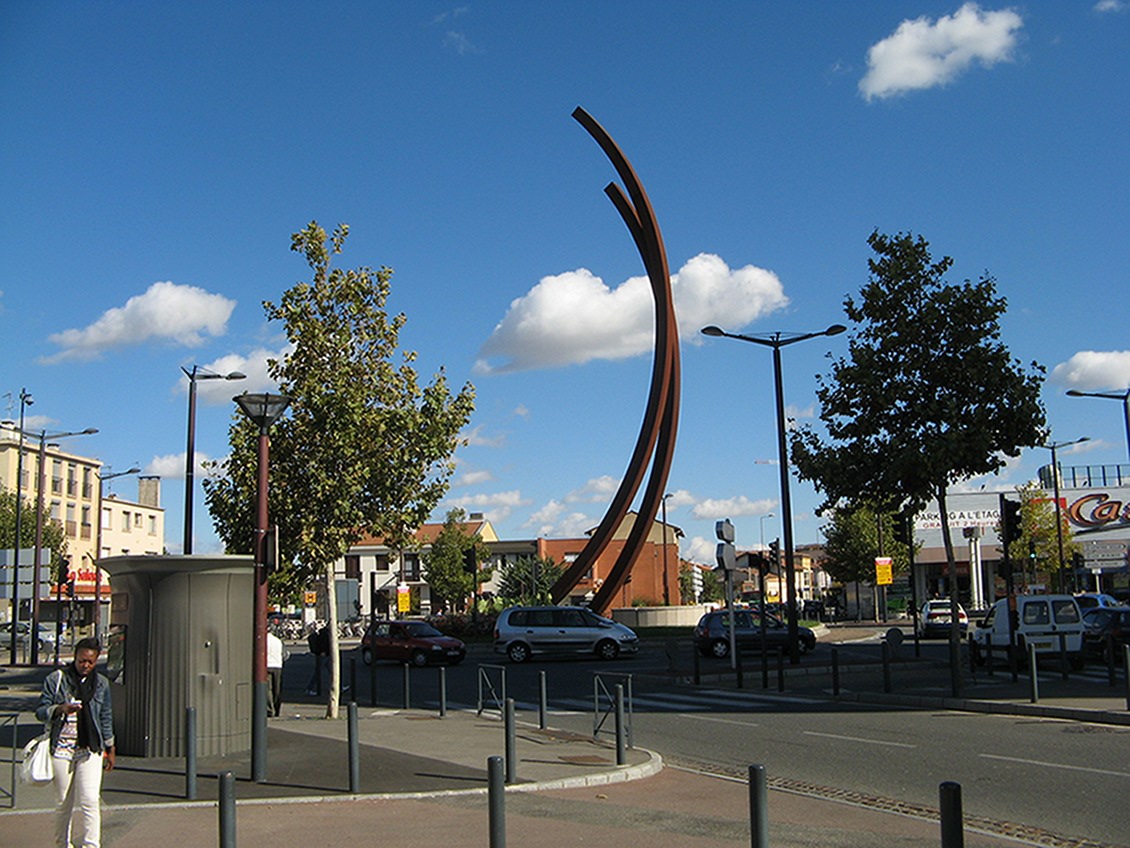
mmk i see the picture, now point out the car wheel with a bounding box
[410,649,429,668]
[1069,653,1085,672]
[595,639,620,661]
[361,647,373,666]
[797,639,811,656]
[507,642,531,663]
[710,639,730,659]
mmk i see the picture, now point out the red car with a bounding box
[360,620,466,667]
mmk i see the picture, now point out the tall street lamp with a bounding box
[759,513,775,550]
[701,324,846,662]
[1066,389,1130,463]
[91,466,139,644]
[661,492,673,605]
[233,391,291,783]
[182,366,245,554]
[8,388,33,664]
[1038,436,1089,593]
[29,427,99,664]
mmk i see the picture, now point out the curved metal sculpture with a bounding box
[549,107,681,614]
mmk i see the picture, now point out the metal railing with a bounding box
[593,672,632,748]
[477,664,507,716]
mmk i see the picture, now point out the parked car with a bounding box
[360,620,466,667]
[970,594,1085,669]
[693,609,817,658]
[1,621,57,652]
[916,600,969,638]
[1074,593,1121,610]
[1081,606,1130,661]
[494,605,639,663]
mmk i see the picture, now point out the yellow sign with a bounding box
[397,583,411,613]
[875,557,893,586]
[304,591,317,606]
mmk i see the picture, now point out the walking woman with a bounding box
[36,637,116,848]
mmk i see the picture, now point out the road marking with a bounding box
[801,730,916,749]
[680,714,760,728]
[979,753,1130,778]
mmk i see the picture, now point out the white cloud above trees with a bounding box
[1050,350,1130,390]
[475,253,788,374]
[43,282,236,363]
[859,3,1023,101]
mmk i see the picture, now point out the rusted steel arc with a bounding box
[550,110,675,602]
[589,344,680,614]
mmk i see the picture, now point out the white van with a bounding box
[970,594,1085,669]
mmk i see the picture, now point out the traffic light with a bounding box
[463,548,477,574]
[892,516,913,547]
[715,519,735,572]
[1001,499,1022,545]
[768,539,780,570]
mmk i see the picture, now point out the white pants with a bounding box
[52,750,104,848]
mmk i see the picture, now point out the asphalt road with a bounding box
[299,627,1130,846]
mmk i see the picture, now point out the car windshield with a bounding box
[404,622,443,638]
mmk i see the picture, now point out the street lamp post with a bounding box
[91,466,139,644]
[759,513,775,550]
[1066,389,1130,463]
[8,388,33,664]
[233,391,291,783]
[182,366,245,555]
[701,324,846,662]
[1039,436,1089,593]
[28,427,99,664]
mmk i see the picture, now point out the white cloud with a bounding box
[1049,350,1130,390]
[684,535,716,566]
[454,468,494,487]
[565,475,621,504]
[859,3,1023,101]
[447,489,529,524]
[145,451,206,481]
[462,424,506,448]
[1094,0,1125,12]
[43,282,236,363]
[474,253,788,374]
[691,495,777,521]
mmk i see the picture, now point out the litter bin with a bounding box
[101,555,254,757]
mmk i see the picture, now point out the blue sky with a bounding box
[2,2,1128,565]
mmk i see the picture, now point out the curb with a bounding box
[836,690,1130,726]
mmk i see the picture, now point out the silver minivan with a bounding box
[494,605,639,663]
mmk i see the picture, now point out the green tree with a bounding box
[424,508,493,612]
[204,221,475,717]
[0,489,68,577]
[999,481,1082,590]
[496,555,563,605]
[679,562,724,604]
[820,504,911,585]
[791,231,1046,627]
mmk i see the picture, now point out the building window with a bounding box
[345,555,361,580]
[101,506,112,532]
[121,511,130,532]
[82,468,93,499]
[148,516,157,535]
[402,553,421,582]
[374,554,390,572]
[52,460,62,494]
[67,464,77,496]
[134,512,142,528]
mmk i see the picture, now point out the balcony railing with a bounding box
[1057,464,1130,489]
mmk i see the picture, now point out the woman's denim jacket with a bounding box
[35,668,115,754]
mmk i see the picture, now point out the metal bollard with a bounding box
[369,651,378,708]
[185,706,197,801]
[776,647,785,693]
[402,663,411,710]
[831,647,840,696]
[735,642,744,690]
[749,764,769,848]
[882,640,892,693]
[218,771,236,848]
[693,644,700,685]
[488,755,506,848]
[350,656,357,696]
[1106,635,1117,686]
[439,666,447,718]
[1124,645,1130,711]
[538,671,547,730]
[939,781,964,848]
[985,639,994,677]
[1028,642,1040,703]
[504,698,517,784]
[1058,633,1069,680]
[614,684,626,766]
[348,701,360,793]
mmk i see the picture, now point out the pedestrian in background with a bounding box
[37,636,116,848]
[267,631,288,716]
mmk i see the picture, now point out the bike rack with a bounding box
[477,664,507,716]
[592,672,633,748]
